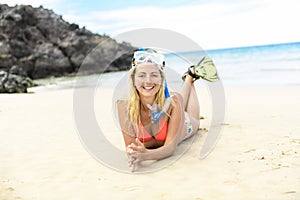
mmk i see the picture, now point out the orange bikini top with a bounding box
[137,118,168,143]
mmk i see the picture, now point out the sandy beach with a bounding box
[0,85,299,200]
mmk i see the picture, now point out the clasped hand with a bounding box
[127,138,146,172]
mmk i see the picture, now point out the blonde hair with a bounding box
[128,66,166,130]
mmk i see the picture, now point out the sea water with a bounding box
[206,42,300,86]
[164,41,300,87]
[95,41,300,88]
[31,41,300,91]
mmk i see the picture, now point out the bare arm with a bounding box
[116,100,136,148]
[129,94,184,161]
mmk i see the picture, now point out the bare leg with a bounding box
[180,73,200,132]
[180,75,193,110]
[185,84,200,118]
[180,75,200,118]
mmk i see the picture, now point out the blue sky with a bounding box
[2,0,300,49]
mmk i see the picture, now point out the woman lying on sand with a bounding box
[117,48,218,171]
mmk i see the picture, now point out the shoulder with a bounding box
[116,99,129,118]
[116,99,128,108]
[166,92,183,115]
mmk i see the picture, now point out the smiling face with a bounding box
[134,63,163,98]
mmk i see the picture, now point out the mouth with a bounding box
[143,86,155,91]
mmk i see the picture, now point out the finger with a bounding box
[130,142,138,147]
[128,157,135,164]
[135,138,143,146]
[132,158,140,165]
[131,164,136,172]
[128,158,136,168]
[131,161,138,172]
[130,146,141,152]
[130,157,140,172]
[128,143,138,149]
[127,145,139,154]
[126,148,133,154]
[128,144,141,152]
[135,138,145,149]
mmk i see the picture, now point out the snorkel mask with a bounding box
[132,48,166,69]
[132,48,171,124]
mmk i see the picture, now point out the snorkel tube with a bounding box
[148,80,171,124]
[133,48,171,124]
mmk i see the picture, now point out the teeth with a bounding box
[144,86,154,90]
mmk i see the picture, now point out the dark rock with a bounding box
[19,55,35,77]
[0,71,8,92]
[9,39,32,58]
[32,42,72,78]
[0,70,31,93]
[0,4,135,84]
[108,51,133,72]
[0,54,17,70]
[9,65,28,77]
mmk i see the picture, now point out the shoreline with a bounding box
[27,70,300,94]
[1,85,299,199]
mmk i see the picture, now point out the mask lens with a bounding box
[133,50,165,67]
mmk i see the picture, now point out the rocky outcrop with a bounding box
[0,65,34,93]
[0,4,134,84]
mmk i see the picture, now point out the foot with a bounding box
[182,57,220,82]
[182,66,200,82]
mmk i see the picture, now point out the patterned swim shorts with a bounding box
[183,112,193,140]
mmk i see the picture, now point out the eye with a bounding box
[151,73,160,77]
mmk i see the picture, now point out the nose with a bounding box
[145,75,152,83]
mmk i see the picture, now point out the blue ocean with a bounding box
[207,42,300,86]
[163,41,300,87]
[32,41,300,90]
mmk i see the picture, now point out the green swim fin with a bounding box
[194,56,219,82]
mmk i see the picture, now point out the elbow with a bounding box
[166,143,177,157]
